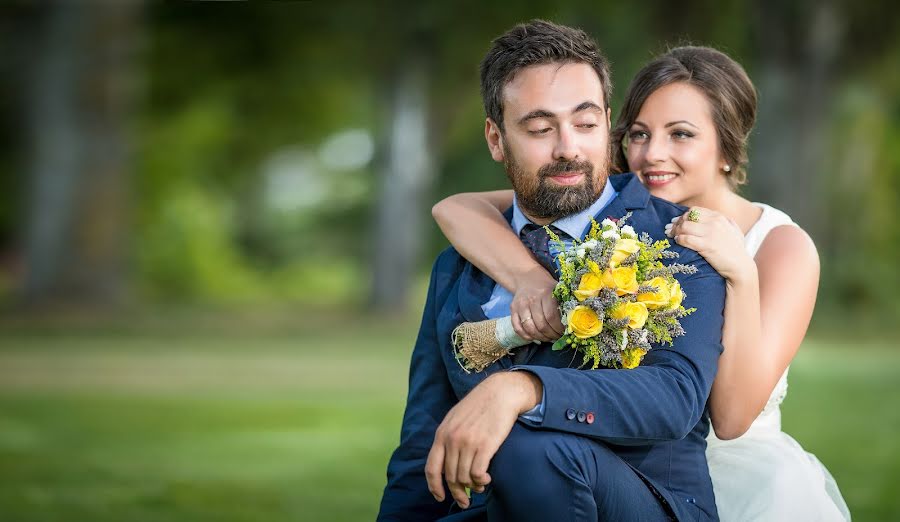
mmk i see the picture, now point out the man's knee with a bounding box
[488,424,587,496]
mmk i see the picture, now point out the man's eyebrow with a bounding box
[573,101,603,113]
[517,109,555,125]
[517,101,604,125]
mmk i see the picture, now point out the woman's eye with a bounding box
[628,130,648,141]
[672,130,694,139]
[577,123,597,129]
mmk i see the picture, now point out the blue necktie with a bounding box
[513,224,568,364]
[519,224,567,279]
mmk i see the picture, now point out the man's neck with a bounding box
[520,211,555,227]
[512,178,618,240]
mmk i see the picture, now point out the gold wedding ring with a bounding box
[522,316,533,323]
[687,209,700,223]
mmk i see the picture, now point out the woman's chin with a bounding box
[645,183,676,201]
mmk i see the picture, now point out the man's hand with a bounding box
[425,371,543,509]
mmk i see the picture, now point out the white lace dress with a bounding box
[705,203,851,521]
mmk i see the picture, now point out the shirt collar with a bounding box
[512,177,617,239]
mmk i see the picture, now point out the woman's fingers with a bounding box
[513,306,554,343]
[513,304,542,341]
[519,310,543,340]
[541,295,564,338]
[510,312,532,342]
[673,232,704,252]
[667,215,709,241]
[525,299,556,341]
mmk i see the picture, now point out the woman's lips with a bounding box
[548,172,586,186]
[643,171,678,187]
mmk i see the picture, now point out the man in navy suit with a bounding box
[378,20,725,521]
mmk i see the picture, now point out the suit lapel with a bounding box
[456,206,515,324]
[585,173,651,235]
[457,262,492,323]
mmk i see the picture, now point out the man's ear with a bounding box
[485,118,505,162]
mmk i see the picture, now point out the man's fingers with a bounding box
[471,450,493,488]
[455,446,476,489]
[425,443,446,502]
[443,445,460,486]
[447,444,471,508]
[447,481,470,509]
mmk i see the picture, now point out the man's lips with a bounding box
[547,171,586,186]
[642,171,678,187]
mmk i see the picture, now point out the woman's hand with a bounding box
[509,266,564,342]
[666,207,755,283]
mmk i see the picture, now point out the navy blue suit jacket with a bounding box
[378,174,726,521]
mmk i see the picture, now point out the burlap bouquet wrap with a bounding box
[451,316,531,373]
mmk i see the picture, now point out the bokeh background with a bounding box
[0,1,898,521]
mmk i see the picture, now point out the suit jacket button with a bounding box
[565,408,576,420]
[586,412,595,424]
[576,411,586,423]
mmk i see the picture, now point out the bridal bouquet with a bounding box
[452,214,697,372]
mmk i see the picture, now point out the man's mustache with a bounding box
[539,160,594,178]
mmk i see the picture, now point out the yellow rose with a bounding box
[602,265,639,295]
[637,276,671,309]
[621,347,647,369]
[574,272,604,301]
[610,301,649,329]
[609,238,641,267]
[568,305,603,339]
[668,280,684,309]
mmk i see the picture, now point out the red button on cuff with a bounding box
[586,412,595,424]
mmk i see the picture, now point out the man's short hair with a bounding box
[479,20,612,131]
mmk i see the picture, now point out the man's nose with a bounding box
[552,126,580,161]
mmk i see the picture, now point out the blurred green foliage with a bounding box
[0,1,897,319]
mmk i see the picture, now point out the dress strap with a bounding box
[744,203,797,257]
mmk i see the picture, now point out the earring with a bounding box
[723,165,732,173]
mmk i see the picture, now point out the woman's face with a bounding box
[624,82,728,206]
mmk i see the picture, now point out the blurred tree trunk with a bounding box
[371,55,435,312]
[23,1,142,305]
[750,0,842,241]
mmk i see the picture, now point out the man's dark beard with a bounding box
[504,153,600,220]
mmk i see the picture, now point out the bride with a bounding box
[432,46,850,521]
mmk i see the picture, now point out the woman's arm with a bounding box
[432,191,563,341]
[432,191,524,291]
[669,210,819,439]
[710,225,819,438]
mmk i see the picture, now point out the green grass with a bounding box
[0,317,897,521]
